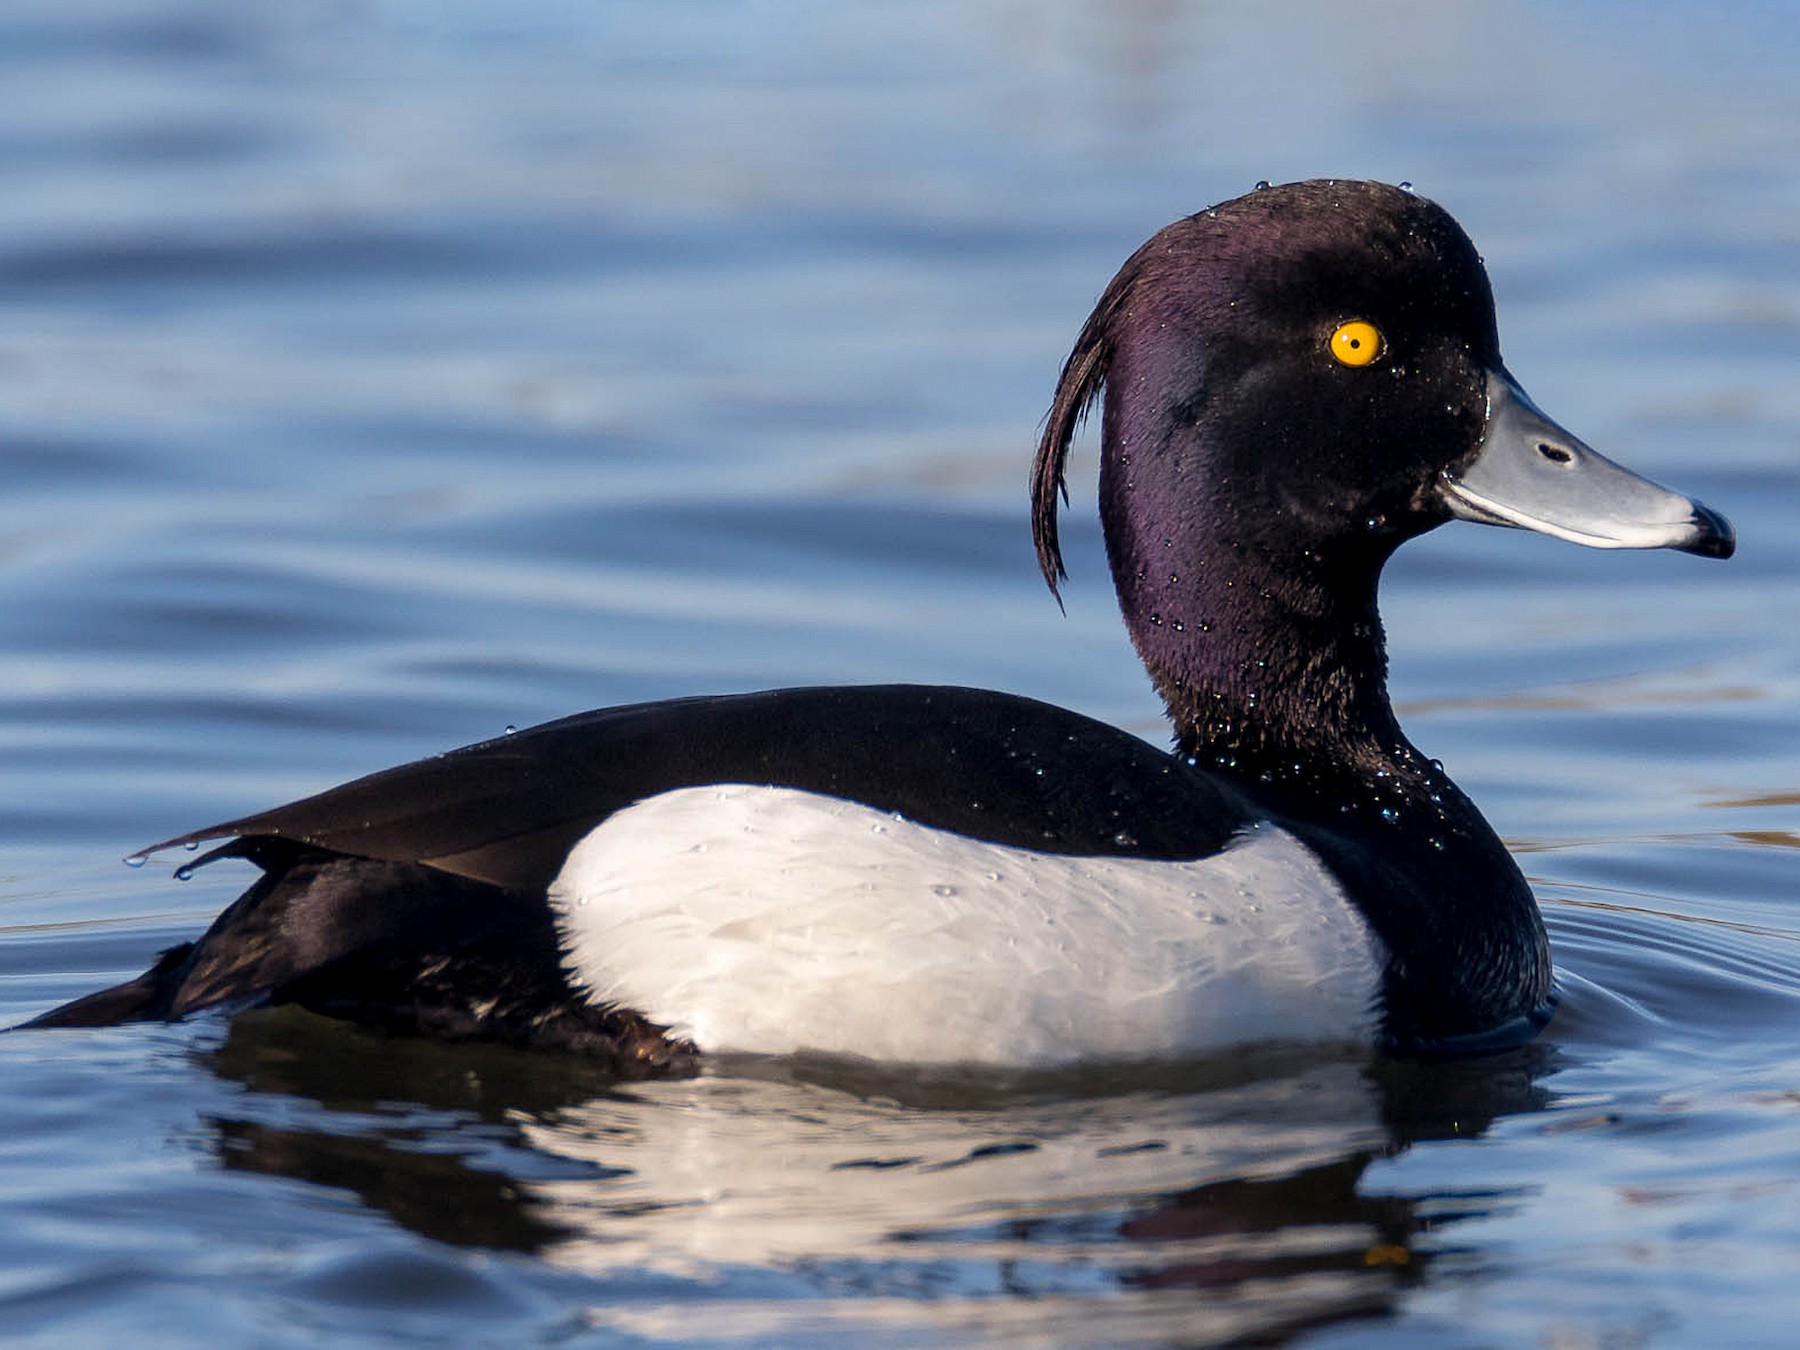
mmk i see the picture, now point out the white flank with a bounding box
[548,785,1381,1065]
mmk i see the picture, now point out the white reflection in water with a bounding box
[522,1062,1378,1278]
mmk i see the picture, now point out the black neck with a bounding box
[1099,426,1408,791]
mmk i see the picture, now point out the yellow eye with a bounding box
[1330,320,1383,367]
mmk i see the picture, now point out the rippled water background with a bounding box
[1,2,1797,1345]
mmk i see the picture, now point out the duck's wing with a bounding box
[146,685,1251,891]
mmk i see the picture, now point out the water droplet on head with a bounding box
[1430,837,1446,852]
[1380,807,1399,823]
[1253,179,1272,190]
[931,884,958,898]
[1112,830,1138,848]
[1365,514,1386,532]
[1399,181,1414,192]
[503,725,517,736]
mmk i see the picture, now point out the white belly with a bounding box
[548,785,1381,1066]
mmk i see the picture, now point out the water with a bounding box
[2,1,1798,1344]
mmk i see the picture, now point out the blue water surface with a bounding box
[2,2,1798,1345]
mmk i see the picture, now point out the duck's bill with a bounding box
[1440,370,1734,559]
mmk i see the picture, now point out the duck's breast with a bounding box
[549,785,1382,1065]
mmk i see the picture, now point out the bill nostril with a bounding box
[1536,442,1574,465]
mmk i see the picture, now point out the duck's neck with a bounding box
[1098,426,1409,795]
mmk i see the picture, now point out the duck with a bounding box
[25,180,1733,1071]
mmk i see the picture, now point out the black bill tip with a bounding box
[1678,502,1736,559]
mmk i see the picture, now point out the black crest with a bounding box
[1031,245,1142,596]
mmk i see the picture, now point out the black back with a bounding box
[152,685,1256,890]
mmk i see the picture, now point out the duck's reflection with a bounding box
[197,1009,1550,1340]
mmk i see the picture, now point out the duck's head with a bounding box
[1033,179,1734,604]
